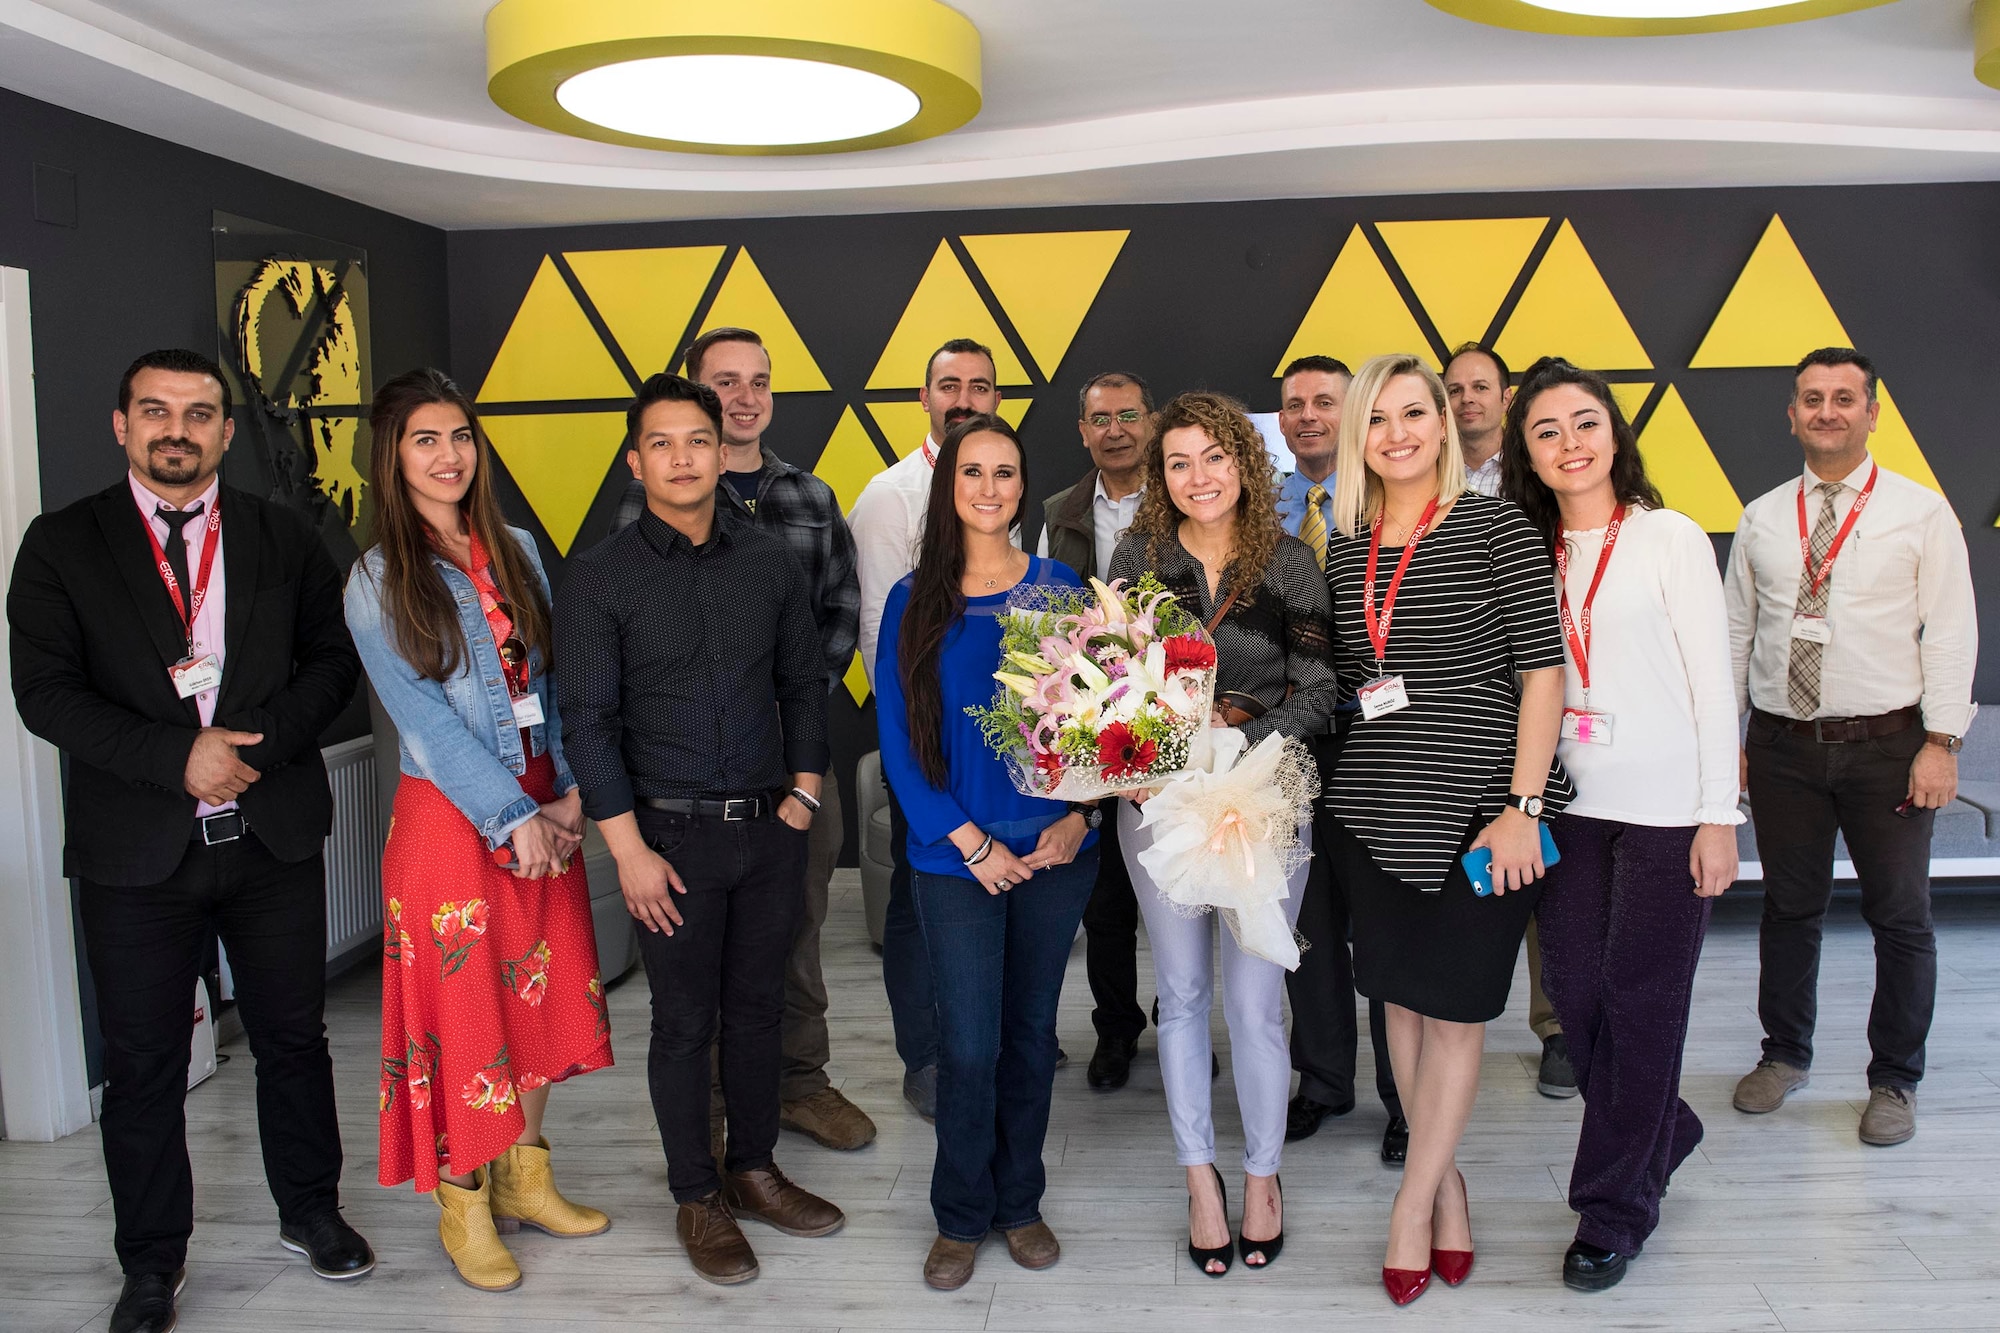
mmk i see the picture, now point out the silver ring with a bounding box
[996,878,1011,889]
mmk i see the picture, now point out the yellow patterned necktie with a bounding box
[1300,484,1329,572]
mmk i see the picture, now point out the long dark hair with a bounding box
[361,368,552,682]
[1500,357,1664,552]
[898,413,1028,790]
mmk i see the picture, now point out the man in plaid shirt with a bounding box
[613,326,870,1153]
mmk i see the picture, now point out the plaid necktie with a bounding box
[1299,484,1328,572]
[1785,480,1842,716]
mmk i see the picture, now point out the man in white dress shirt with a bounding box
[1445,342,1513,500]
[1724,347,1978,1147]
[1035,371,1150,1091]
[850,337,1003,1121]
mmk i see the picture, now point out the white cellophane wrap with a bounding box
[1133,728,1321,970]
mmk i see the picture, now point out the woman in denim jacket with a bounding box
[346,369,613,1293]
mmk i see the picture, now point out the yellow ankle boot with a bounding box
[434,1168,523,1291]
[490,1137,610,1237]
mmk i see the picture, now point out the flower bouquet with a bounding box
[968,575,1218,802]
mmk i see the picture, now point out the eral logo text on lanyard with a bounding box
[1355,495,1439,720]
[141,498,224,699]
[1554,505,1625,746]
[1796,464,1877,600]
[921,439,938,468]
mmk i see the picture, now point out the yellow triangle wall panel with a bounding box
[1690,216,1852,368]
[1635,386,1742,533]
[563,246,724,382]
[1377,218,1547,351]
[998,398,1032,430]
[1494,221,1652,373]
[477,257,633,403]
[702,249,832,392]
[1609,381,1656,425]
[482,412,627,554]
[960,230,1129,379]
[867,242,1031,389]
[814,406,890,516]
[1872,382,1948,502]
[1274,226,1437,374]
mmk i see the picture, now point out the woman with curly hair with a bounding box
[1107,391,1336,1277]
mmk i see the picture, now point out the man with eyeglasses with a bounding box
[1035,371,1152,1091]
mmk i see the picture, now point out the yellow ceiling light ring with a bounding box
[1423,0,1891,36]
[486,0,981,155]
[1978,0,2000,90]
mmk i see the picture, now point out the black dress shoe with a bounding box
[110,1268,183,1333]
[1563,1239,1633,1290]
[1380,1115,1409,1166]
[1087,1036,1139,1090]
[1538,1034,1580,1098]
[1284,1094,1356,1142]
[278,1210,376,1279]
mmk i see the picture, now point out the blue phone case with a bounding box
[1463,823,1561,896]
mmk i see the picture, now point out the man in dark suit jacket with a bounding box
[8,349,371,1333]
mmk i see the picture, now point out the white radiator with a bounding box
[322,736,383,965]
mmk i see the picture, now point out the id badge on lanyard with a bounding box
[1357,497,1438,722]
[143,498,224,701]
[511,692,546,728]
[1554,505,1626,748]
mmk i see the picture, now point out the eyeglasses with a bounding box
[1085,410,1145,428]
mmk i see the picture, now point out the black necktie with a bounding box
[156,502,201,611]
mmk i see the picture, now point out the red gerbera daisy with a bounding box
[1097,722,1158,780]
[1034,749,1066,793]
[1162,634,1217,675]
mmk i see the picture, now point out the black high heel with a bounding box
[1187,1164,1233,1278]
[1238,1173,1284,1269]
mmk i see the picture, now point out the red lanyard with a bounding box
[139,497,222,651]
[1363,495,1440,665]
[921,438,938,468]
[1554,504,1626,697]
[464,532,529,699]
[1796,464,1877,599]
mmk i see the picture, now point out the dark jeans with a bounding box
[1746,713,1936,1089]
[79,835,341,1275]
[1082,811,1148,1045]
[884,784,940,1074]
[911,851,1095,1242]
[1290,808,1401,1118]
[634,807,806,1202]
[1537,814,1709,1254]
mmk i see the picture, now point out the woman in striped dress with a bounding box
[1320,354,1571,1307]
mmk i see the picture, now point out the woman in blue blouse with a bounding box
[877,413,1099,1293]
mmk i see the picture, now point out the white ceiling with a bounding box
[0,0,1995,228]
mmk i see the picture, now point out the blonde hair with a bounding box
[1331,354,1468,538]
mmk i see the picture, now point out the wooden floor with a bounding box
[4,877,1999,1333]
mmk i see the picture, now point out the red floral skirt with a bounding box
[377,750,613,1190]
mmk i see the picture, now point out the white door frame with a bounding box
[0,266,91,1141]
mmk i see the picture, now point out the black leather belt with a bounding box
[194,811,249,845]
[639,794,772,821]
[1754,705,1919,744]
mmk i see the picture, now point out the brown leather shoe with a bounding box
[781,1087,879,1151]
[999,1219,1060,1270]
[1733,1060,1810,1114]
[1859,1086,1917,1146]
[676,1192,759,1285]
[723,1162,844,1237]
[924,1234,979,1290]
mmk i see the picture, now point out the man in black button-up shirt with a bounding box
[556,373,841,1284]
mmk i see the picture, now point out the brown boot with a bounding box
[722,1162,844,1237]
[999,1219,1060,1270]
[1733,1060,1810,1114]
[924,1234,979,1290]
[676,1191,758,1285]
[1859,1086,1917,1146]
[780,1087,879,1151]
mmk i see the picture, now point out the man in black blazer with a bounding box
[8,349,372,1333]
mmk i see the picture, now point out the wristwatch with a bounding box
[1506,793,1545,819]
[1067,801,1105,831]
[1925,732,1964,755]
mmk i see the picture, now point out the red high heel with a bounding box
[1431,1169,1474,1286]
[1382,1264,1432,1306]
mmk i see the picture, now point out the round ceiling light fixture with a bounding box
[1424,0,1892,35]
[486,0,982,155]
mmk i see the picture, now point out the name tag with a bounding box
[1561,707,1615,746]
[1791,614,1832,645]
[170,653,222,699]
[1357,673,1411,720]
[511,692,547,728]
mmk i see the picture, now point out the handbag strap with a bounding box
[1203,584,1241,636]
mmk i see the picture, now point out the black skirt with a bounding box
[1329,815,1542,1024]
